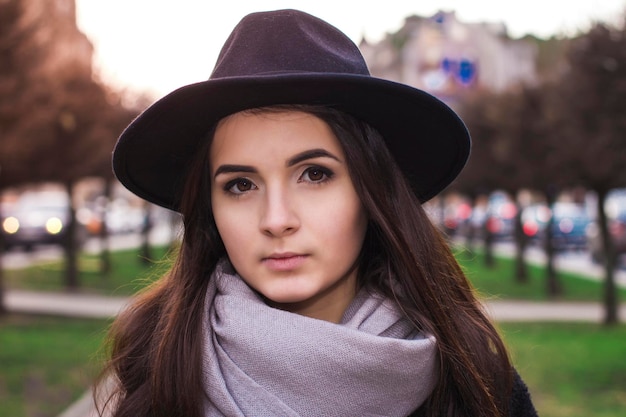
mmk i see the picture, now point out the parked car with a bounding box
[522,202,591,251]
[78,197,152,236]
[1,190,86,250]
[484,198,517,240]
[441,200,472,237]
[464,192,517,241]
[586,189,626,263]
[105,199,146,234]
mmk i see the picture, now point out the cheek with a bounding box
[215,219,255,275]
[212,203,252,255]
[311,194,367,250]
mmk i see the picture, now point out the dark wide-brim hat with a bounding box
[113,9,470,211]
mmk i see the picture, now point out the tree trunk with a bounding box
[0,257,6,316]
[544,190,561,298]
[514,201,529,282]
[139,200,152,264]
[483,216,495,268]
[99,178,112,276]
[0,202,7,315]
[63,181,79,291]
[596,189,619,325]
[168,210,181,252]
[465,196,478,254]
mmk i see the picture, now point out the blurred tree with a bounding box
[455,90,523,268]
[522,35,570,83]
[453,90,499,260]
[0,0,41,187]
[0,0,36,313]
[482,89,538,282]
[502,84,569,295]
[550,19,626,324]
[456,84,575,296]
[0,0,138,290]
[481,88,534,283]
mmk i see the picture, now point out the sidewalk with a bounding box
[4,290,130,318]
[5,288,624,322]
[484,299,625,322]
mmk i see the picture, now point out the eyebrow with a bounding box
[287,148,341,166]
[213,164,257,179]
[213,148,341,179]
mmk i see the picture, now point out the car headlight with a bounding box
[45,217,64,235]
[2,217,20,234]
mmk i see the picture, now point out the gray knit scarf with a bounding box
[201,261,438,417]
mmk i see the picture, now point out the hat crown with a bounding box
[113,9,470,210]
[211,9,370,79]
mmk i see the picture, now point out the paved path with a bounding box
[5,290,130,318]
[5,288,625,322]
[484,299,625,322]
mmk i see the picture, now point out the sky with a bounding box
[75,0,626,99]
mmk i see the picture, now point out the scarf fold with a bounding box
[201,261,438,417]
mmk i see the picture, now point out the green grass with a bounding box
[501,322,626,417]
[0,315,110,417]
[455,248,626,302]
[4,246,174,296]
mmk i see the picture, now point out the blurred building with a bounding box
[360,11,538,103]
[18,0,93,78]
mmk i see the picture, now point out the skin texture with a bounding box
[210,110,368,323]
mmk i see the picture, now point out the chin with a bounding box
[264,293,309,305]
[261,290,312,309]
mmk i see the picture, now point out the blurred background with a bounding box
[1,1,625,416]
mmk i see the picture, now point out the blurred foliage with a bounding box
[454,17,626,198]
[0,0,138,190]
[0,0,141,292]
[453,15,626,320]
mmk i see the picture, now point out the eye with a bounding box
[300,166,333,183]
[225,178,257,194]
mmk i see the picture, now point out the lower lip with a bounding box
[262,255,308,271]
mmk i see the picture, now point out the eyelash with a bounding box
[223,178,256,195]
[222,166,334,196]
[299,166,334,184]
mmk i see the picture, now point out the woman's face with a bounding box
[210,110,368,323]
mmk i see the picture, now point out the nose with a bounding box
[259,186,300,237]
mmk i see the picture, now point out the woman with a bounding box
[99,9,538,417]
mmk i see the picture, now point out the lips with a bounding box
[262,253,308,271]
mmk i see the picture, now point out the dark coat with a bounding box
[409,370,538,417]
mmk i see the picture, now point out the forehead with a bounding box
[210,110,344,163]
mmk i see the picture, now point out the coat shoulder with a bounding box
[509,369,539,417]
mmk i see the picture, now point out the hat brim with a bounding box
[113,73,470,210]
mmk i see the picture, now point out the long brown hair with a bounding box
[96,105,512,417]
